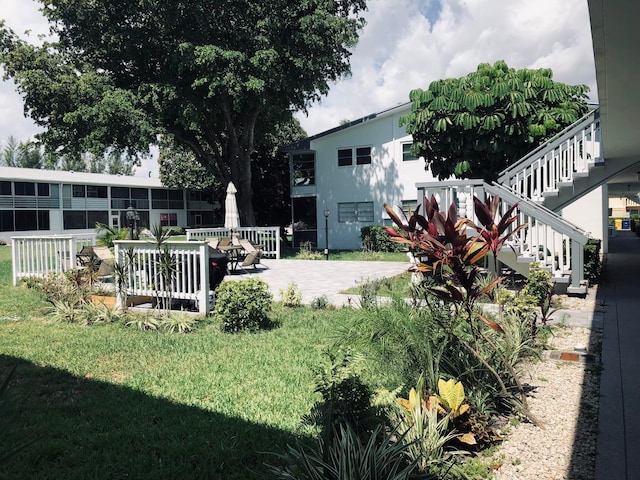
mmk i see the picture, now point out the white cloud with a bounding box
[296,0,596,136]
[0,0,596,151]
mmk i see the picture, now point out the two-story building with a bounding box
[0,167,218,243]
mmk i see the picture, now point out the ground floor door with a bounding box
[292,197,317,248]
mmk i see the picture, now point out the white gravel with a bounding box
[492,326,601,480]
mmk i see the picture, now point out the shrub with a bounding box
[279,282,302,307]
[265,423,416,480]
[311,295,330,309]
[213,278,272,332]
[360,225,403,252]
[295,241,323,260]
[584,238,601,282]
[0,239,7,246]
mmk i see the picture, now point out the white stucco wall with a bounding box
[560,185,606,242]
[310,107,435,250]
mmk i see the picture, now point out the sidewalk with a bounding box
[595,231,640,480]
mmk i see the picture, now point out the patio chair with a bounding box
[206,237,220,249]
[238,239,263,269]
[218,237,231,248]
[76,245,115,277]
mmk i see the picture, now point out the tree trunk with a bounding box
[233,147,256,226]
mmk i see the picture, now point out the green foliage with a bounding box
[213,278,273,332]
[304,350,381,438]
[361,226,403,253]
[280,282,302,308]
[358,277,381,310]
[393,379,462,477]
[95,223,129,248]
[296,242,323,260]
[311,295,330,310]
[124,313,160,331]
[265,423,416,480]
[584,238,602,282]
[400,60,590,181]
[158,313,199,334]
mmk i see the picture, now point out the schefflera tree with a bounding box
[383,194,539,425]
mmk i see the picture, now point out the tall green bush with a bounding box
[361,226,403,252]
[584,238,601,283]
[213,278,272,332]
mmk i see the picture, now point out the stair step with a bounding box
[557,181,573,188]
[573,171,589,178]
[543,190,559,197]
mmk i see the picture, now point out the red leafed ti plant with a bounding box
[383,194,540,426]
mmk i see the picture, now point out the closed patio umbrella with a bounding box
[224,181,240,232]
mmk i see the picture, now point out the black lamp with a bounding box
[323,208,330,260]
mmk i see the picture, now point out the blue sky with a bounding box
[0,0,596,175]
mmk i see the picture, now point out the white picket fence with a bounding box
[114,240,213,315]
[186,226,280,259]
[11,234,96,286]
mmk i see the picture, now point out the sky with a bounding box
[0,0,597,177]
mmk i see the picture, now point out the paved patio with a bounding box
[222,258,409,306]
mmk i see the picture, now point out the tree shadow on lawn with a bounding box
[0,355,302,480]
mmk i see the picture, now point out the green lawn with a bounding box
[0,245,352,479]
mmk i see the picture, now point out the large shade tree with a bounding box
[159,114,306,228]
[400,61,590,182]
[0,0,366,225]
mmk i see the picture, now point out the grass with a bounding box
[0,245,354,479]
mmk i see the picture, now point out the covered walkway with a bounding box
[595,231,640,480]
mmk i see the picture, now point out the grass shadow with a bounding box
[0,355,303,480]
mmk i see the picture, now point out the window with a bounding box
[37,183,50,197]
[87,211,108,228]
[338,202,374,223]
[87,185,107,198]
[356,147,372,165]
[63,211,87,230]
[0,211,14,232]
[37,211,50,230]
[15,210,38,231]
[111,187,129,198]
[168,190,184,209]
[152,189,183,209]
[337,149,353,167]
[402,143,418,161]
[0,181,10,196]
[14,182,35,196]
[72,185,86,197]
[160,213,178,227]
[292,153,315,186]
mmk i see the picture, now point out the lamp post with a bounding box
[126,204,139,240]
[323,208,330,260]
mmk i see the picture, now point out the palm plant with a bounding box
[95,222,129,248]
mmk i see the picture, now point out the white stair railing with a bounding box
[415,181,589,292]
[498,109,601,203]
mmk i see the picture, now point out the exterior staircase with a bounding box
[415,107,616,295]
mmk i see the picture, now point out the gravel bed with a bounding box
[491,326,601,480]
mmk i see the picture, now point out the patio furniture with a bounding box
[76,245,115,277]
[238,238,263,270]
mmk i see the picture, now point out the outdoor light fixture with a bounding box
[126,204,139,240]
[324,208,330,260]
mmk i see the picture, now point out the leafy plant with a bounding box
[124,313,160,331]
[394,378,463,476]
[265,423,416,480]
[159,313,198,334]
[584,238,601,282]
[213,278,273,332]
[296,242,323,260]
[303,350,381,442]
[384,194,539,425]
[360,225,403,253]
[279,282,302,307]
[311,295,330,309]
